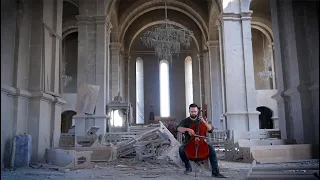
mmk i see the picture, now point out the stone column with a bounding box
[240,11,260,130]
[119,52,126,99]
[127,55,131,102]
[191,51,201,106]
[74,15,92,137]
[207,40,224,129]
[202,48,212,123]
[220,11,259,131]
[27,0,65,161]
[74,15,111,136]
[269,0,288,138]
[92,16,110,135]
[270,0,318,143]
[197,53,203,107]
[110,42,122,99]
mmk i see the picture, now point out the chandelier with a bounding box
[140,0,193,63]
[61,61,72,87]
[257,32,274,80]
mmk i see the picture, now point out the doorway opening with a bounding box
[256,106,273,129]
[61,110,77,133]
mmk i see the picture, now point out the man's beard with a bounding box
[190,115,197,119]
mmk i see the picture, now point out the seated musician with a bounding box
[177,103,226,178]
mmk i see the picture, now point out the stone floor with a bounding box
[1,157,251,180]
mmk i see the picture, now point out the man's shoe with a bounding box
[212,168,226,178]
[184,162,192,174]
[184,167,192,174]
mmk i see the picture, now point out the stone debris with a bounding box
[247,159,320,179]
[1,157,250,180]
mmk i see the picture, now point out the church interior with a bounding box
[1,0,319,179]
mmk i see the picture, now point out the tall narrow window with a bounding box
[136,58,144,124]
[185,56,193,117]
[159,60,170,117]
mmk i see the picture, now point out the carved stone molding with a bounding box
[206,40,219,48]
[241,10,253,21]
[94,15,110,24]
[219,12,241,21]
[76,15,95,23]
[110,42,122,50]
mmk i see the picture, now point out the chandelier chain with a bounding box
[140,0,193,63]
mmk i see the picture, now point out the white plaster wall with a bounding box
[0,0,65,167]
[61,93,77,111]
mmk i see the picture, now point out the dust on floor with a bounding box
[1,157,251,180]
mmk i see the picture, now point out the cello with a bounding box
[184,108,210,162]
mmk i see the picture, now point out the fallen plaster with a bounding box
[1,156,251,180]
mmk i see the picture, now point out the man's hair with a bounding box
[189,103,199,109]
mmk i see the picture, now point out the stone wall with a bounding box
[1,0,65,168]
[270,0,319,144]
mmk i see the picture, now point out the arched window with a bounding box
[136,58,144,124]
[252,28,276,90]
[185,56,193,117]
[159,60,170,117]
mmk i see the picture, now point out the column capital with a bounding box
[219,11,252,21]
[268,43,275,51]
[202,45,209,53]
[206,40,219,48]
[120,51,128,57]
[94,15,110,24]
[76,15,95,23]
[240,10,253,20]
[215,20,221,28]
[219,12,241,21]
[107,21,112,33]
[110,42,122,50]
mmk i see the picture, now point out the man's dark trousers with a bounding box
[178,144,218,169]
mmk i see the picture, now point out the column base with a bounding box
[224,111,260,131]
[247,111,260,130]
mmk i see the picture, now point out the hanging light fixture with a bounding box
[257,32,274,80]
[61,61,72,87]
[140,0,193,63]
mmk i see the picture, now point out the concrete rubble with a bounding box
[1,157,251,180]
[2,123,319,180]
[1,122,250,180]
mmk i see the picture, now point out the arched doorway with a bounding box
[61,110,77,133]
[256,106,273,129]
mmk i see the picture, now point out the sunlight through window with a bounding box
[185,56,193,117]
[159,60,170,117]
[136,58,144,124]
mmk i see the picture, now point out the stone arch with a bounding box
[62,0,79,39]
[61,110,77,133]
[117,1,209,44]
[208,0,222,40]
[62,21,78,39]
[63,0,78,7]
[251,16,273,39]
[62,32,78,93]
[251,24,273,44]
[128,20,200,52]
[256,106,274,129]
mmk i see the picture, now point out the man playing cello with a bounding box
[177,103,226,178]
